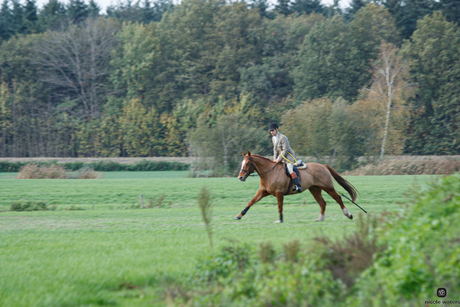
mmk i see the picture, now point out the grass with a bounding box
[0,171,190,180]
[0,172,437,306]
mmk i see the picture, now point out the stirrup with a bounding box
[293,185,302,192]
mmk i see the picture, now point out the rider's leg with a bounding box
[287,163,302,192]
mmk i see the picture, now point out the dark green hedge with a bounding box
[0,160,189,172]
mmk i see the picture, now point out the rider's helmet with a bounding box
[268,122,279,131]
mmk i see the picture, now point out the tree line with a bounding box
[0,0,459,174]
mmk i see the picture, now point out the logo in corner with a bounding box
[437,288,447,298]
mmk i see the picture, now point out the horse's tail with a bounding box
[324,164,358,202]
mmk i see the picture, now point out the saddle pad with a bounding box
[297,164,307,170]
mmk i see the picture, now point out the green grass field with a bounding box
[0,172,437,306]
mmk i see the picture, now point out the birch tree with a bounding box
[369,42,412,165]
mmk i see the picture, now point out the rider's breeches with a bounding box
[286,162,294,174]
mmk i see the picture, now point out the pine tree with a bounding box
[23,0,38,34]
[67,0,88,24]
[275,0,293,16]
[393,0,439,39]
[248,0,275,19]
[11,0,25,35]
[0,0,14,40]
[440,0,460,25]
[37,0,67,31]
[344,0,369,21]
[291,0,324,16]
[88,0,100,18]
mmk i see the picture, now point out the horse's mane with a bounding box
[251,154,274,163]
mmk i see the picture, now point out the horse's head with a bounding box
[238,151,255,182]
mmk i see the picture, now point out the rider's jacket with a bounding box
[272,133,296,164]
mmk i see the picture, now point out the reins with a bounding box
[241,156,278,178]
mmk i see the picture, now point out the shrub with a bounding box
[187,239,345,306]
[146,195,166,208]
[16,164,68,179]
[16,164,102,179]
[0,159,189,172]
[172,174,460,306]
[68,167,102,179]
[348,173,460,306]
[344,159,460,175]
[10,201,49,211]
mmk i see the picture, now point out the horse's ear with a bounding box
[248,151,251,156]
[242,151,246,156]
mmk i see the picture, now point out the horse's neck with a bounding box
[253,156,277,175]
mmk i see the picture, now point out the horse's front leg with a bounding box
[235,189,268,220]
[274,191,284,223]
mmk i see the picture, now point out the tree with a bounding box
[34,18,120,118]
[281,98,333,160]
[403,12,460,154]
[23,0,38,34]
[0,82,13,156]
[282,97,369,169]
[153,0,263,111]
[440,0,460,25]
[349,4,400,93]
[88,0,100,18]
[389,0,439,39]
[188,112,265,176]
[291,0,324,16]
[343,0,369,21]
[294,5,400,102]
[37,0,67,31]
[0,0,14,40]
[367,42,412,164]
[110,22,160,107]
[106,0,173,24]
[239,13,323,108]
[11,0,25,35]
[294,15,360,101]
[67,0,88,24]
[119,98,163,156]
[275,0,293,16]
[248,0,275,19]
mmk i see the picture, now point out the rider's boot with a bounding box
[290,173,302,192]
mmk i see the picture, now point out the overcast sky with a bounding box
[34,0,352,14]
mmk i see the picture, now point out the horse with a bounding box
[235,151,358,223]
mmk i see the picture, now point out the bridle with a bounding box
[240,156,254,180]
[240,156,278,180]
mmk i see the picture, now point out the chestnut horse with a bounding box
[235,151,358,223]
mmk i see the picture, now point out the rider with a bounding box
[269,122,302,192]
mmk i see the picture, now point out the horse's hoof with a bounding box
[343,208,353,220]
[315,214,325,222]
[234,216,241,220]
[274,220,283,223]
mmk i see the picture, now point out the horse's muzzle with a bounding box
[239,176,246,182]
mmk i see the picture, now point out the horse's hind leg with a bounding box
[322,187,353,220]
[309,186,326,222]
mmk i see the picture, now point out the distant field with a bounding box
[0,174,437,306]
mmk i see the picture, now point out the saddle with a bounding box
[284,163,306,195]
[283,162,307,178]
